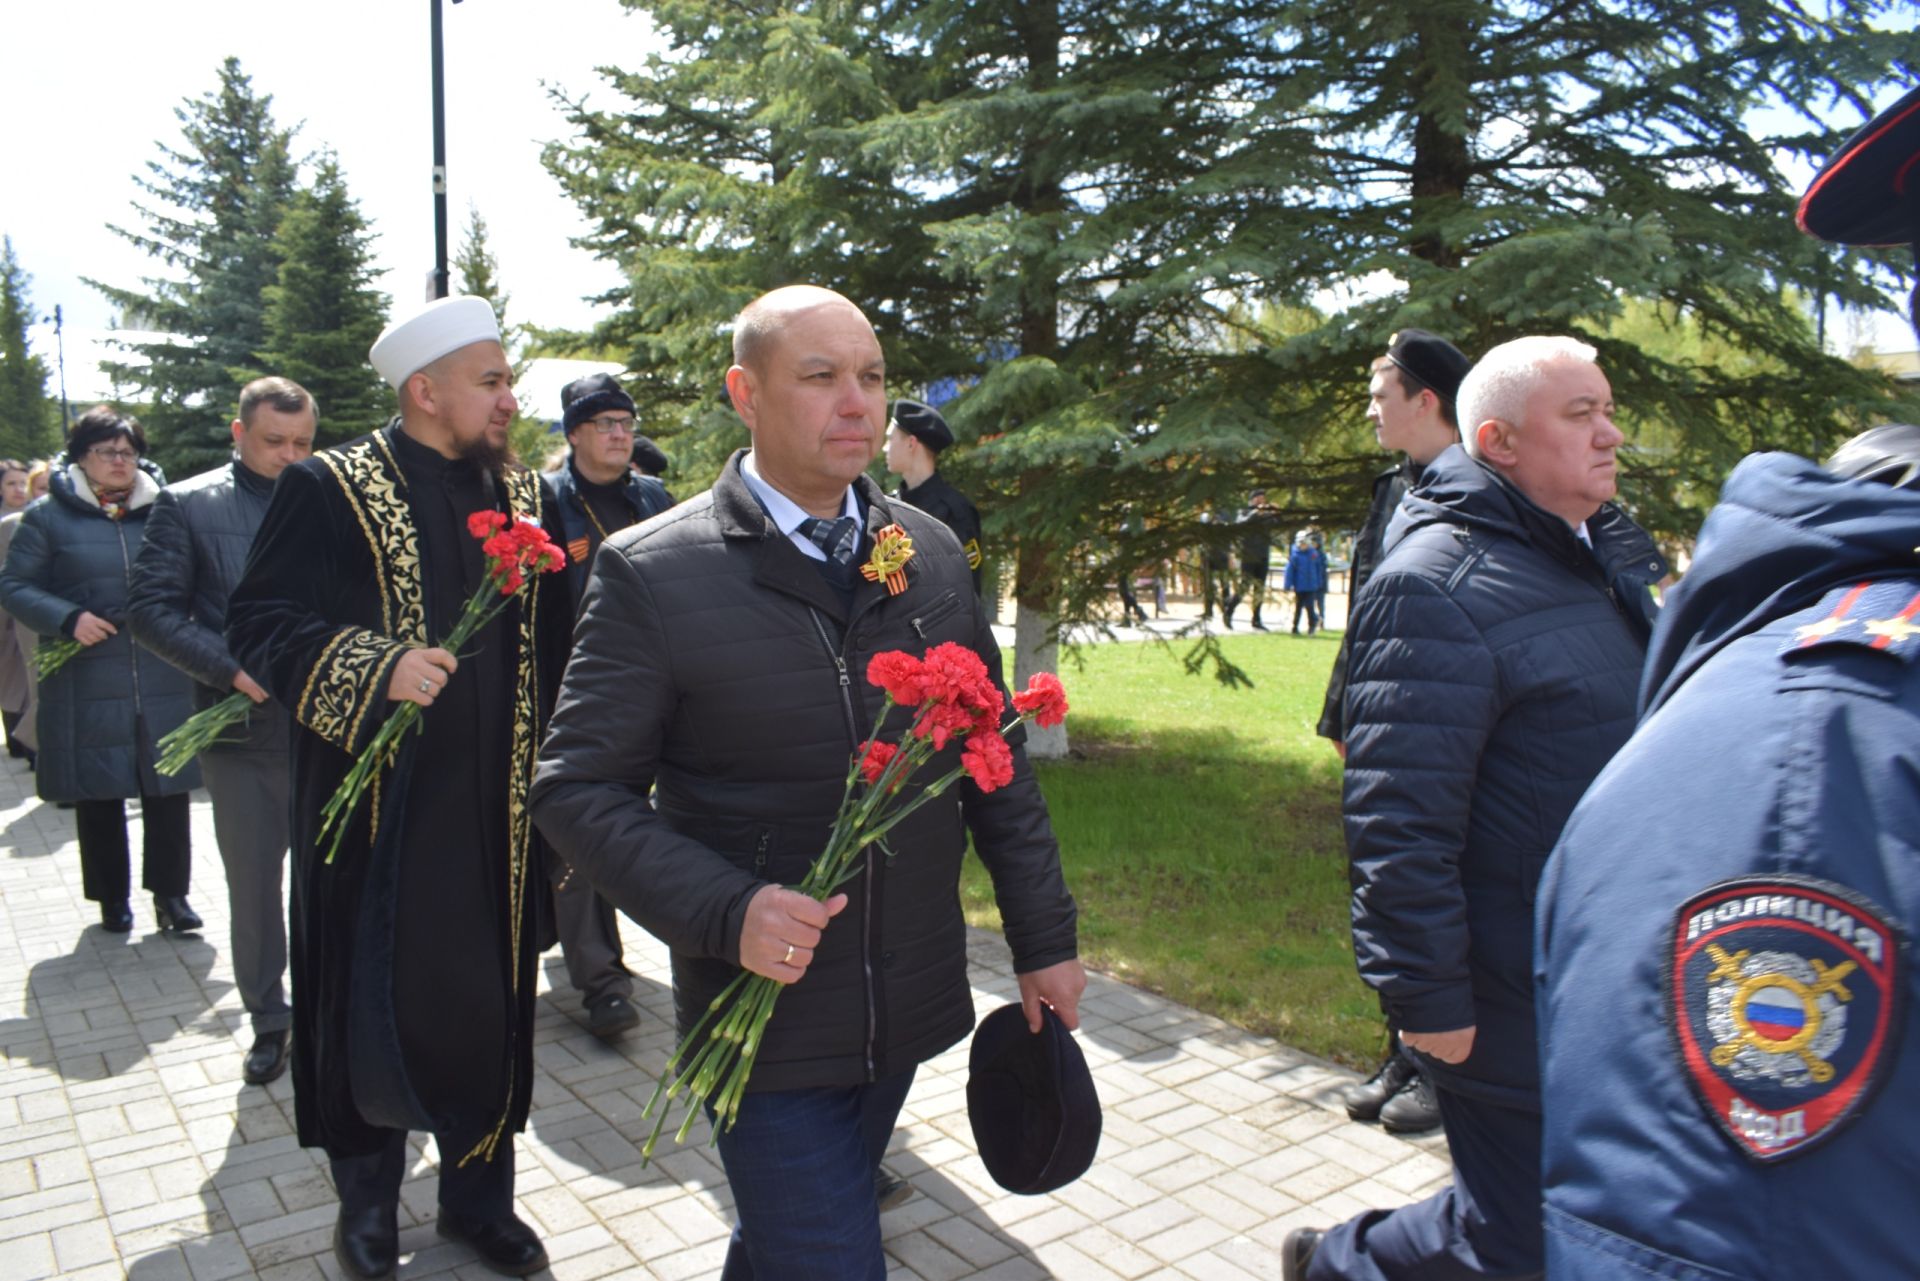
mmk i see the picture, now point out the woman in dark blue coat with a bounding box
[0,408,200,934]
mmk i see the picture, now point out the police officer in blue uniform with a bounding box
[1535,87,1920,1279]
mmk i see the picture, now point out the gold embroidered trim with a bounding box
[315,435,427,646]
[295,628,399,751]
[461,465,546,1171]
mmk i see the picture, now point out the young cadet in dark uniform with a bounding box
[543,372,673,1041]
[228,297,572,1280]
[1535,87,1920,1281]
[1319,329,1471,1139]
[884,398,985,593]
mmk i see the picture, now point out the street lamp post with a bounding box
[52,305,70,437]
[429,0,465,300]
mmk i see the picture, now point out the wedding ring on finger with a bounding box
[783,943,796,965]
[419,679,434,694]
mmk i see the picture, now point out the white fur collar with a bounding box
[66,463,160,513]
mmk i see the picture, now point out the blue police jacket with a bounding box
[1536,451,1920,1279]
[1343,445,1662,1107]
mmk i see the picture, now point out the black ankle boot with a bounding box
[100,901,134,933]
[154,895,203,934]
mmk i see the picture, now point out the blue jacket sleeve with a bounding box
[1340,569,1499,1034]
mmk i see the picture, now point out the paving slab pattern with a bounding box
[0,756,1449,1279]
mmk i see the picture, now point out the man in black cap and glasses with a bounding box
[1533,87,1920,1281]
[1318,328,1471,1141]
[884,398,986,595]
[545,371,674,1040]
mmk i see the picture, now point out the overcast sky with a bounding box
[2,2,1911,402]
[4,0,658,388]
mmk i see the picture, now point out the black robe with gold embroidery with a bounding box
[227,424,570,1161]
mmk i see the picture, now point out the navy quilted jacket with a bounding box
[1341,444,1662,1105]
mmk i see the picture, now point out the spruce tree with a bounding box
[90,57,296,475]
[0,237,58,461]
[453,205,555,468]
[548,1,1917,699]
[257,156,390,447]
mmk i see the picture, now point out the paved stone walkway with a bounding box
[0,753,1448,1280]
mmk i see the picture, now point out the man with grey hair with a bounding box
[1284,336,1664,1281]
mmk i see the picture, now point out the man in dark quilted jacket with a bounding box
[1285,335,1664,1281]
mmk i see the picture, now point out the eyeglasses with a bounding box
[585,415,636,436]
[89,447,139,463]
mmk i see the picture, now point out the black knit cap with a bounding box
[560,372,637,435]
[1385,329,1472,411]
[967,1003,1101,1195]
[630,435,670,476]
[890,398,954,452]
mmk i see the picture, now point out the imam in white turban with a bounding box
[369,295,502,389]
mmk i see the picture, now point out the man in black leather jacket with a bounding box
[129,376,316,1086]
[1286,337,1664,1281]
[530,285,1081,1281]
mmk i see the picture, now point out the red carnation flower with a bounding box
[468,510,509,539]
[858,739,898,786]
[867,651,927,705]
[1011,671,1069,729]
[960,730,1014,792]
[921,642,1002,716]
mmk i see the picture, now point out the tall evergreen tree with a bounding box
[454,205,555,468]
[90,57,296,475]
[0,237,58,461]
[548,1,1917,704]
[257,156,390,447]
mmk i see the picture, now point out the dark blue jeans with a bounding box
[712,1068,916,1281]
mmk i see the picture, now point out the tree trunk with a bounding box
[1012,601,1067,760]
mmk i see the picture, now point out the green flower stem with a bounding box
[33,637,83,680]
[155,691,255,775]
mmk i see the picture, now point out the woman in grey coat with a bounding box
[0,408,201,934]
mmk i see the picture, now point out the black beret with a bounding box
[560,372,636,434]
[890,398,953,452]
[630,435,670,476]
[1798,86,1920,247]
[1385,329,1472,408]
[967,1003,1101,1195]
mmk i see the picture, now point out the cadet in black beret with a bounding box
[883,398,986,594]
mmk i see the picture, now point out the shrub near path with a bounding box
[962,629,1388,1068]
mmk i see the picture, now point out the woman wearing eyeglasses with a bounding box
[0,406,201,936]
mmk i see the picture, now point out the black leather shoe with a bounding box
[1282,1227,1323,1281]
[100,901,134,933]
[334,1204,399,1279]
[154,895,203,935]
[437,1209,548,1276]
[875,1166,915,1212]
[244,1030,290,1085]
[586,993,640,1040]
[1342,1050,1416,1122]
[1380,1070,1441,1134]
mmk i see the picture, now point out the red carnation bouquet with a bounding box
[315,510,564,864]
[641,641,1069,1158]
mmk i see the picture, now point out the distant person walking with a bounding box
[0,458,36,765]
[1283,531,1327,635]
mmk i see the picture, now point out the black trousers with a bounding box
[330,1127,516,1223]
[72,792,191,903]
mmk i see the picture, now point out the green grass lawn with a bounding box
[962,629,1389,1068]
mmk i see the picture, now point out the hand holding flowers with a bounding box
[639,642,1070,1159]
[315,510,564,864]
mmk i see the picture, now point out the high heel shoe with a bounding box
[154,895,203,934]
[100,901,134,933]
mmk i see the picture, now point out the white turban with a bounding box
[369,296,502,389]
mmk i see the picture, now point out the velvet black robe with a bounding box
[227,424,571,1162]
